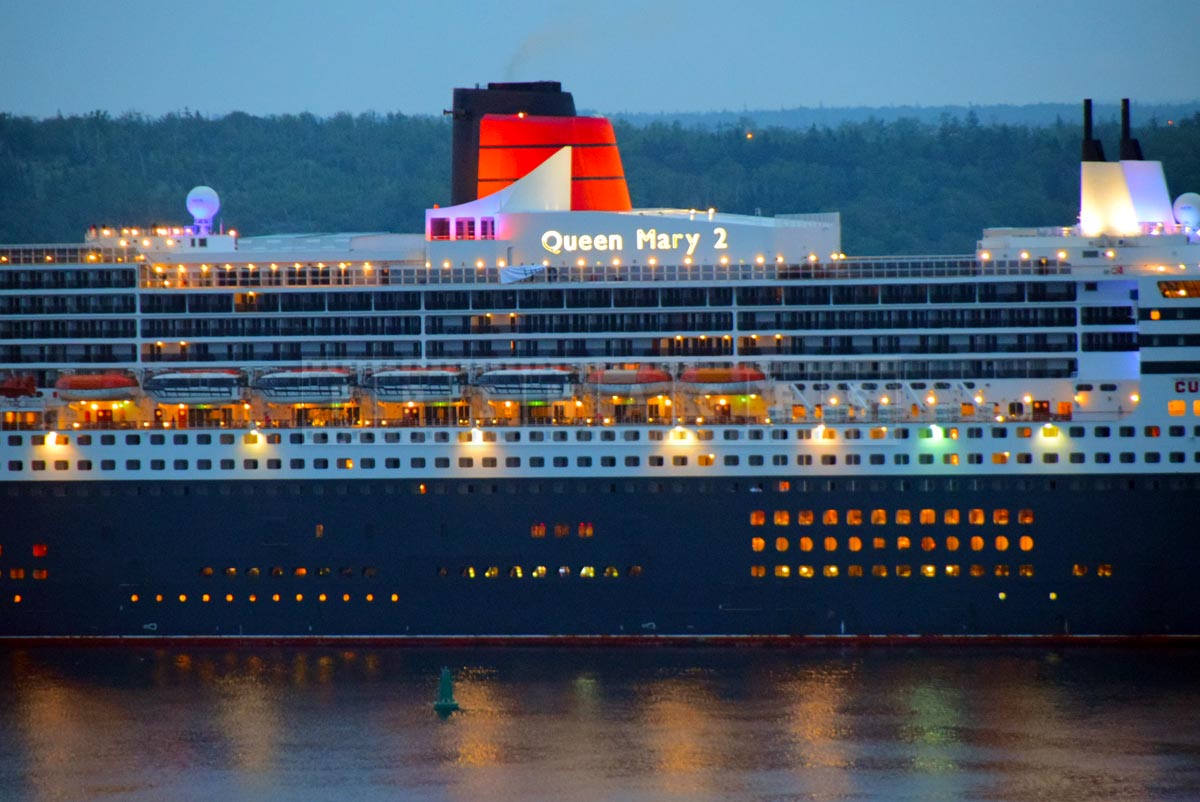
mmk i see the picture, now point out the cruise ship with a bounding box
[2,83,1199,642]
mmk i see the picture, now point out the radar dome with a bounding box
[186,186,220,220]
[1174,192,1200,229]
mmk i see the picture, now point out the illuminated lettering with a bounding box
[541,230,623,254]
[637,229,656,249]
[713,226,728,249]
[684,232,700,256]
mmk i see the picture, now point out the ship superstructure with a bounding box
[1,86,1198,641]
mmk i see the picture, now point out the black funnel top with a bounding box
[1119,98,1144,161]
[448,82,577,206]
[1081,99,1106,162]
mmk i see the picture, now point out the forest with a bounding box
[1,108,1198,255]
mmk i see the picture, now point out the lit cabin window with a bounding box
[750,510,765,526]
[870,509,887,525]
[1019,565,1034,577]
[895,565,912,578]
[994,565,1010,577]
[1168,400,1187,416]
[578,522,594,538]
[919,509,935,525]
[945,536,960,551]
[178,594,187,603]
[774,510,790,526]
[554,523,570,538]
[824,536,838,552]
[777,481,790,492]
[896,536,911,550]
[846,509,862,525]
[532,566,547,579]
[1019,535,1034,551]
[969,509,984,525]
[799,536,814,552]
[558,566,571,578]
[943,509,960,525]
[201,594,211,603]
[823,565,839,578]
[775,537,789,552]
[200,566,214,577]
[895,509,911,525]
[1018,509,1034,524]
[944,565,961,577]
[604,566,619,578]
[848,565,863,577]
[32,544,48,558]
[531,522,546,538]
[225,567,237,577]
[32,569,47,580]
[993,509,1009,525]
[1073,564,1088,576]
[797,565,814,578]
[992,452,1009,464]
[751,537,765,552]
[271,567,284,577]
[871,565,888,577]
[484,566,499,578]
[995,536,1010,551]
[1097,564,1113,577]
[822,509,838,525]
[798,510,814,525]
[970,536,985,551]
[774,565,791,578]
[580,566,596,579]
[294,567,308,577]
[848,536,862,552]
[872,537,886,550]
[921,536,936,552]
[509,567,524,579]
[920,564,936,578]
[462,567,476,579]
[751,565,766,578]
[315,524,324,538]
[247,567,261,578]
[969,564,985,577]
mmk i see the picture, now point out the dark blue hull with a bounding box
[2,473,1198,640]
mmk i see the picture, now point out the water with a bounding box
[1,646,1198,801]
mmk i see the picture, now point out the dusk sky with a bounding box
[3,0,1199,118]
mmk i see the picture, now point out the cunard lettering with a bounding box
[1174,378,1200,393]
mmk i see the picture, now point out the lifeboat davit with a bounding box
[363,367,465,401]
[586,367,672,397]
[0,375,37,399]
[678,366,766,395]
[54,373,139,401]
[476,367,575,402]
[253,369,353,405]
[143,370,245,405]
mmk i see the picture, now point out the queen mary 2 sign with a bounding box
[498,209,840,266]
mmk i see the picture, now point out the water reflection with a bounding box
[0,647,1198,801]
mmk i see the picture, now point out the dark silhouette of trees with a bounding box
[1,109,1197,254]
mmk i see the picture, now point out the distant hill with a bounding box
[605,101,1200,130]
[1,105,1199,254]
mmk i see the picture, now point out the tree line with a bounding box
[1,109,1198,255]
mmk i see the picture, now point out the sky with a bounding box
[3,0,1199,119]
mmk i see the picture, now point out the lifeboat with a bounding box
[363,367,465,401]
[253,369,353,404]
[143,370,245,405]
[476,367,575,402]
[0,375,37,399]
[54,373,139,401]
[586,367,672,397]
[678,366,766,395]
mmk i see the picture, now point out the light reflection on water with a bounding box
[1,647,1198,802]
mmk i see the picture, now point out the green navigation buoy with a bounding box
[433,666,460,717]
